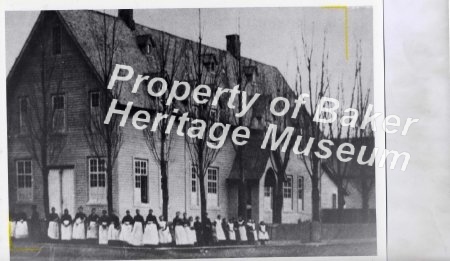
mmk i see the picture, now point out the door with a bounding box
[48,168,75,216]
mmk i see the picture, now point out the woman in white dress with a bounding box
[258,221,269,244]
[47,207,59,240]
[247,219,258,243]
[173,212,188,245]
[182,213,193,245]
[237,217,247,243]
[86,208,99,240]
[108,211,121,242]
[72,207,86,240]
[60,209,72,241]
[9,211,16,239]
[129,209,144,246]
[186,216,197,245]
[14,211,29,239]
[98,210,110,245]
[158,216,172,245]
[143,209,159,246]
[119,210,133,244]
[227,218,236,243]
[214,215,226,243]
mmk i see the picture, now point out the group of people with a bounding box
[10,206,270,246]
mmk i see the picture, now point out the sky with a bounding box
[5,7,373,104]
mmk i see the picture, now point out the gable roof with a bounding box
[54,10,294,110]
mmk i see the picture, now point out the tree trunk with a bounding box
[237,148,247,219]
[310,157,321,242]
[161,160,169,219]
[272,180,284,224]
[42,167,49,218]
[337,184,346,223]
[199,173,207,222]
[107,160,113,214]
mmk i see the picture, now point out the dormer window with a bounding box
[137,35,156,55]
[202,53,217,73]
[244,65,258,83]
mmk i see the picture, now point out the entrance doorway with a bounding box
[48,168,75,216]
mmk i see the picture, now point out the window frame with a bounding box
[87,157,107,204]
[206,167,219,208]
[191,165,199,207]
[298,176,304,211]
[16,160,33,202]
[51,94,66,132]
[283,175,293,211]
[18,97,29,134]
[133,158,149,205]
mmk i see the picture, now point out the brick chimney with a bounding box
[226,34,240,58]
[118,9,135,30]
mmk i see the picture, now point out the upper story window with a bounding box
[52,25,62,55]
[202,53,217,73]
[283,175,293,211]
[19,97,29,134]
[52,94,66,132]
[243,65,258,84]
[16,160,33,202]
[137,35,156,55]
[90,92,100,109]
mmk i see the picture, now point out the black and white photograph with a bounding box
[2,0,448,260]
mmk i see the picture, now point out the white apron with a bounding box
[47,221,59,240]
[119,222,133,243]
[174,225,188,245]
[258,225,269,240]
[129,222,143,246]
[214,220,226,241]
[228,223,236,241]
[87,221,98,239]
[9,221,16,238]
[158,221,172,244]
[238,221,247,241]
[108,224,120,241]
[61,220,72,240]
[143,222,159,245]
[99,222,109,245]
[14,220,29,239]
[248,223,258,241]
[187,222,197,244]
[72,218,86,239]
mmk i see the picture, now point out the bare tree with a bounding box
[321,43,374,222]
[183,15,227,224]
[20,29,67,217]
[294,32,331,241]
[142,32,186,219]
[83,11,123,213]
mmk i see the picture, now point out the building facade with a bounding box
[7,10,341,224]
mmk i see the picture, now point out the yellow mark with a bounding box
[11,247,41,252]
[8,220,12,250]
[322,6,349,61]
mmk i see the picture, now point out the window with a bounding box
[283,175,293,211]
[52,25,62,55]
[191,166,199,206]
[207,168,219,208]
[52,94,65,132]
[90,92,100,108]
[134,159,149,204]
[202,53,217,73]
[88,158,106,204]
[298,176,304,211]
[263,186,272,210]
[16,160,33,202]
[19,97,28,133]
[332,193,337,209]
